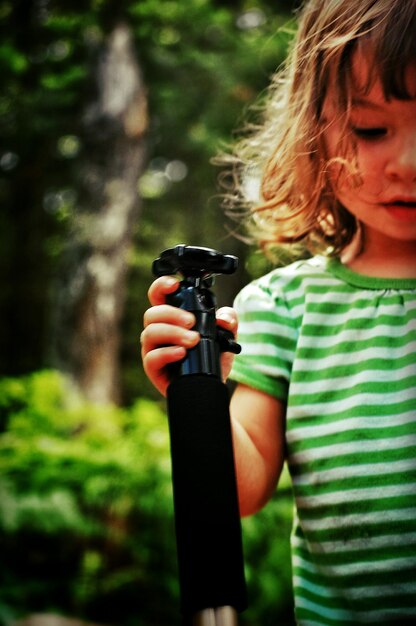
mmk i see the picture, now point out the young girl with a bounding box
[141,0,416,623]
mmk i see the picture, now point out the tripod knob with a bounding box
[217,327,241,355]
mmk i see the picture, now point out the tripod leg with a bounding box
[193,606,239,626]
[167,375,246,618]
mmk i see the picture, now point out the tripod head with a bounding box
[153,245,241,379]
[153,244,238,286]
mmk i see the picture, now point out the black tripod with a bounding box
[153,245,247,626]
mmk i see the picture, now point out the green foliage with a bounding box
[0,370,178,625]
[242,468,295,626]
[0,371,294,625]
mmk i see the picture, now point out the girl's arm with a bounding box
[141,275,286,517]
[230,384,286,517]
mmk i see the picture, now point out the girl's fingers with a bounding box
[216,306,238,332]
[216,307,238,382]
[140,323,199,396]
[147,276,180,306]
[143,304,195,329]
[140,323,199,355]
[142,346,187,396]
[142,276,199,396]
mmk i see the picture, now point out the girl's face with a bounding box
[323,51,416,260]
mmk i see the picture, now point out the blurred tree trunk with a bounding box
[50,23,148,404]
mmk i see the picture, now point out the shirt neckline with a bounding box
[326,257,416,290]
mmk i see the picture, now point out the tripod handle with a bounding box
[167,374,247,623]
[166,281,241,379]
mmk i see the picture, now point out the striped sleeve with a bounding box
[230,276,298,399]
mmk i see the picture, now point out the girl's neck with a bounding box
[341,230,416,279]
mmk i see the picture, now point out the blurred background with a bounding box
[0,1,299,624]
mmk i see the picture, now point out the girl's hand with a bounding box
[140,276,238,396]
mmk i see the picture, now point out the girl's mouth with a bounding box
[383,200,416,221]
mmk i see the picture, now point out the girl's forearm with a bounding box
[231,417,281,516]
[229,385,286,517]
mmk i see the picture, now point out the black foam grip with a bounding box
[167,374,247,620]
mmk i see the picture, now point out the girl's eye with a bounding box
[351,126,387,140]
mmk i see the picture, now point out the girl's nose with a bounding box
[385,133,416,182]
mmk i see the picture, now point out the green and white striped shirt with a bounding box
[231,255,416,625]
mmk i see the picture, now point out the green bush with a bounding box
[0,371,294,625]
[242,468,295,626]
[0,371,178,625]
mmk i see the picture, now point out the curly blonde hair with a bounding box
[222,0,416,257]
